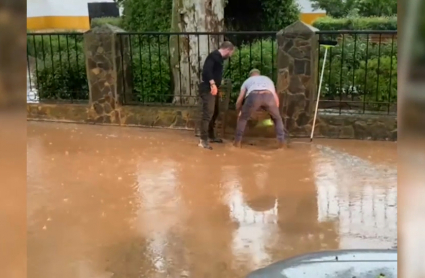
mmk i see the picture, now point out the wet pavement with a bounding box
[27,122,397,278]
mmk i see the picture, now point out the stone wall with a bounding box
[27,103,397,141]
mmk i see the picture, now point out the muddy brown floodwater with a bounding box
[27,122,397,278]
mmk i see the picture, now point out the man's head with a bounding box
[218,41,235,59]
[249,68,260,77]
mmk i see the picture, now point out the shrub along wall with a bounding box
[312,16,397,30]
[27,34,88,100]
[90,17,124,29]
[28,32,397,109]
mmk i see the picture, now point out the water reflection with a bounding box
[222,165,279,270]
[313,145,397,248]
[135,158,183,274]
[26,123,398,278]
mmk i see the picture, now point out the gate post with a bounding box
[276,21,319,135]
[84,24,133,124]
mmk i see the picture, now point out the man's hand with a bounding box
[210,84,218,96]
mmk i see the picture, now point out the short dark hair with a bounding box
[219,41,234,50]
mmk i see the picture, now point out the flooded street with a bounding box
[27,122,397,278]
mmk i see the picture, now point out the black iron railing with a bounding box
[316,30,397,114]
[26,33,88,103]
[26,30,398,114]
[115,31,276,106]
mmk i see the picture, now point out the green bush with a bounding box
[34,53,89,100]
[131,43,172,103]
[312,16,397,30]
[319,37,397,107]
[354,55,397,104]
[122,0,171,32]
[224,39,277,102]
[27,33,84,59]
[90,17,123,29]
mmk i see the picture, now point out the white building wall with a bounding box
[27,0,119,18]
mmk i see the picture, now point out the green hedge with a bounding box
[34,54,89,100]
[224,39,277,98]
[27,34,88,100]
[90,17,123,29]
[312,16,397,30]
[29,35,398,108]
[319,36,397,107]
[27,33,84,58]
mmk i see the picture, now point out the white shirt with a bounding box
[240,75,276,98]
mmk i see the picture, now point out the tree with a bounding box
[261,0,300,30]
[121,0,172,32]
[310,0,357,18]
[355,0,397,17]
[169,0,225,105]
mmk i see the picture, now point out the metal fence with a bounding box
[316,30,397,115]
[27,32,88,103]
[26,30,397,114]
[116,31,276,106]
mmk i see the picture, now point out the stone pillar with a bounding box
[276,21,319,135]
[84,24,133,124]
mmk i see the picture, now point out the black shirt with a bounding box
[201,50,224,87]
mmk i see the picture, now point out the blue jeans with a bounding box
[235,91,285,142]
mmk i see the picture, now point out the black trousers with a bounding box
[199,82,219,141]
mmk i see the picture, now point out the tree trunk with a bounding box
[170,0,225,105]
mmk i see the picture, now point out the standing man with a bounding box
[233,69,286,149]
[198,41,235,150]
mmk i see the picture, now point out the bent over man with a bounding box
[198,41,235,150]
[233,69,286,149]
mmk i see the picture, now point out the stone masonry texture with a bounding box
[276,21,319,136]
[27,104,397,141]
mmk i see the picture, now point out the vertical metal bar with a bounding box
[128,34,134,104]
[27,42,33,92]
[339,34,345,114]
[197,34,201,80]
[352,33,357,100]
[148,35,153,102]
[138,34,145,103]
[271,36,275,82]
[74,35,79,74]
[49,35,55,73]
[387,34,395,114]
[249,36,252,69]
[260,39,263,74]
[40,35,46,68]
[207,34,210,53]
[57,35,65,100]
[167,35,172,102]
[375,33,382,105]
[157,35,163,98]
[32,35,40,93]
[57,35,63,71]
[317,37,321,101]
[238,38,242,83]
[327,35,332,98]
[65,35,71,75]
[187,34,191,99]
[362,33,370,113]
[177,35,182,105]
[119,35,126,104]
